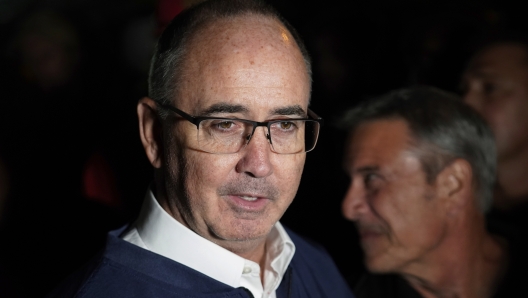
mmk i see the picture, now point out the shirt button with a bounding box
[242,267,252,274]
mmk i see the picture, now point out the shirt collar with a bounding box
[133,189,295,291]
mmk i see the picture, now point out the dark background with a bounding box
[0,0,525,297]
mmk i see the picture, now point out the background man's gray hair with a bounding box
[148,0,312,119]
[339,86,497,213]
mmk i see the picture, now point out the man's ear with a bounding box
[436,158,473,212]
[138,97,163,169]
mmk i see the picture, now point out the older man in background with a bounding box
[340,87,521,297]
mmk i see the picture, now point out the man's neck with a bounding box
[400,217,506,298]
[495,147,528,208]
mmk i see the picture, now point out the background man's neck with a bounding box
[496,148,528,209]
[401,217,505,298]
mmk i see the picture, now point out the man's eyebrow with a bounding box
[466,65,497,79]
[271,105,306,117]
[469,71,496,79]
[356,165,379,174]
[199,103,249,116]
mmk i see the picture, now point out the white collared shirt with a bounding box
[121,190,295,298]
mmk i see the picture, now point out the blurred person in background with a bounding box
[462,35,528,230]
[14,10,80,91]
[47,0,355,297]
[340,87,522,297]
[0,9,125,298]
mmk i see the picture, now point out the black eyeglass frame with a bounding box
[155,100,324,153]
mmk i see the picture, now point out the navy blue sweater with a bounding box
[47,226,355,298]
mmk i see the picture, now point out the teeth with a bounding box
[240,196,258,201]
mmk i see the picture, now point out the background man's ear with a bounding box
[436,158,473,212]
[137,97,163,168]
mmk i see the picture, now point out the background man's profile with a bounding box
[339,87,520,297]
[46,0,354,297]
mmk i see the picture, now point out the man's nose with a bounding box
[235,126,273,178]
[462,89,484,113]
[342,181,368,221]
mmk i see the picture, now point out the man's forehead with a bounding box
[345,119,414,168]
[467,43,528,74]
[463,65,498,80]
[175,15,310,115]
[188,16,300,63]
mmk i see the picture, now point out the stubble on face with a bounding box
[345,120,448,274]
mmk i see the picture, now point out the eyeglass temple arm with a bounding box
[154,100,201,127]
[308,109,324,126]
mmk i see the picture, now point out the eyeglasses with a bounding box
[155,101,323,154]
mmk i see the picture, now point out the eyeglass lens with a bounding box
[195,119,319,154]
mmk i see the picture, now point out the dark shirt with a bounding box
[486,202,528,297]
[353,274,421,298]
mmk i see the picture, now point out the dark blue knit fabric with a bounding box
[47,226,355,298]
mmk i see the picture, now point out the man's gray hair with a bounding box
[339,86,497,213]
[148,0,312,118]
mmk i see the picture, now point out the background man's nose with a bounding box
[342,182,368,221]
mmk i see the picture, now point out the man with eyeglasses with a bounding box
[47,0,354,297]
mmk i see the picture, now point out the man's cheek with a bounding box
[190,158,235,194]
[282,167,304,199]
[280,155,305,177]
[183,157,211,195]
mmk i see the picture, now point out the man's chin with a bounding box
[364,254,395,274]
[365,264,391,274]
[211,221,273,243]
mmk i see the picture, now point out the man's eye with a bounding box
[364,173,380,188]
[364,173,373,184]
[363,173,382,197]
[217,121,235,129]
[280,121,294,130]
[482,81,498,96]
[203,119,245,136]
